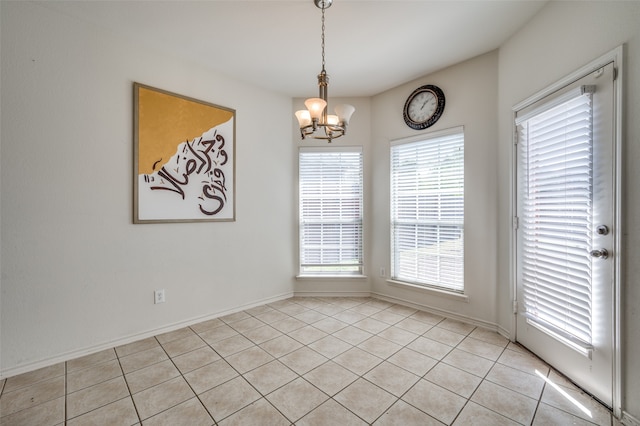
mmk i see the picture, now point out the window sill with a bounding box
[386,279,469,302]
[296,274,368,280]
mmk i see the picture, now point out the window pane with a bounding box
[518,90,593,345]
[390,130,464,292]
[299,148,363,275]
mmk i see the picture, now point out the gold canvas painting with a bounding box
[133,83,235,223]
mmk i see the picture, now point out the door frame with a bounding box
[509,45,623,418]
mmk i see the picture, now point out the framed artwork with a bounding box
[133,83,235,223]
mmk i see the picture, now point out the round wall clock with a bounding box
[403,85,445,130]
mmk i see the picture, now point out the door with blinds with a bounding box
[515,61,617,407]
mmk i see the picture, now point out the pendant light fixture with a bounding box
[295,0,355,143]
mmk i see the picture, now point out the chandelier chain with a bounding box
[295,0,354,143]
[321,4,326,72]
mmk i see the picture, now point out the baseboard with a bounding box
[371,291,501,332]
[496,324,512,341]
[623,411,640,426]
[0,290,526,380]
[295,289,503,333]
[0,291,293,380]
[293,290,372,298]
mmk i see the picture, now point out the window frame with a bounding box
[298,146,364,278]
[389,126,465,293]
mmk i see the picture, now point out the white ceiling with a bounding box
[39,0,547,97]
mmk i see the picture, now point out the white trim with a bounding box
[0,291,293,380]
[299,145,362,153]
[622,411,640,426]
[293,291,501,333]
[386,279,469,302]
[510,109,518,343]
[371,291,499,332]
[526,316,592,358]
[513,47,621,112]
[611,44,624,422]
[496,324,511,341]
[514,85,594,125]
[296,274,368,280]
[293,290,372,298]
[1,291,508,380]
[390,125,464,147]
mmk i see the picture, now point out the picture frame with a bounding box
[133,83,236,223]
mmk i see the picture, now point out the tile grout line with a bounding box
[449,339,510,425]
[217,310,297,423]
[530,369,549,426]
[378,317,479,425]
[186,304,335,424]
[253,299,357,424]
[220,299,340,424]
[269,298,392,424]
[343,305,554,425]
[294,299,435,424]
[64,360,67,426]
[295,299,398,424]
[154,330,219,425]
[115,340,145,425]
[303,299,438,424]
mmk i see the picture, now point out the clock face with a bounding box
[408,91,437,122]
[403,85,445,130]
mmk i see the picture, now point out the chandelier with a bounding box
[295,0,355,143]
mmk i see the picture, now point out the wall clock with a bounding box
[403,85,445,130]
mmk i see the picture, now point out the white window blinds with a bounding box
[517,87,594,346]
[390,129,464,292]
[299,147,363,275]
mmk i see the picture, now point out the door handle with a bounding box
[590,249,609,259]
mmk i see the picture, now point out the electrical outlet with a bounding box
[154,289,165,304]
[380,267,386,277]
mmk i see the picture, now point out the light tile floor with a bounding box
[0,297,618,425]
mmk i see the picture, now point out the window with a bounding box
[516,86,595,346]
[299,147,363,276]
[390,128,464,292]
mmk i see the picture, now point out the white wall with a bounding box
[497,2,640,421]
[0,2,296,376]
[369,51,500,329]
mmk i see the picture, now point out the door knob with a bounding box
[590,249,609,259]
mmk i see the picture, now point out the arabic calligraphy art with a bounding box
[134,83,235,223]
